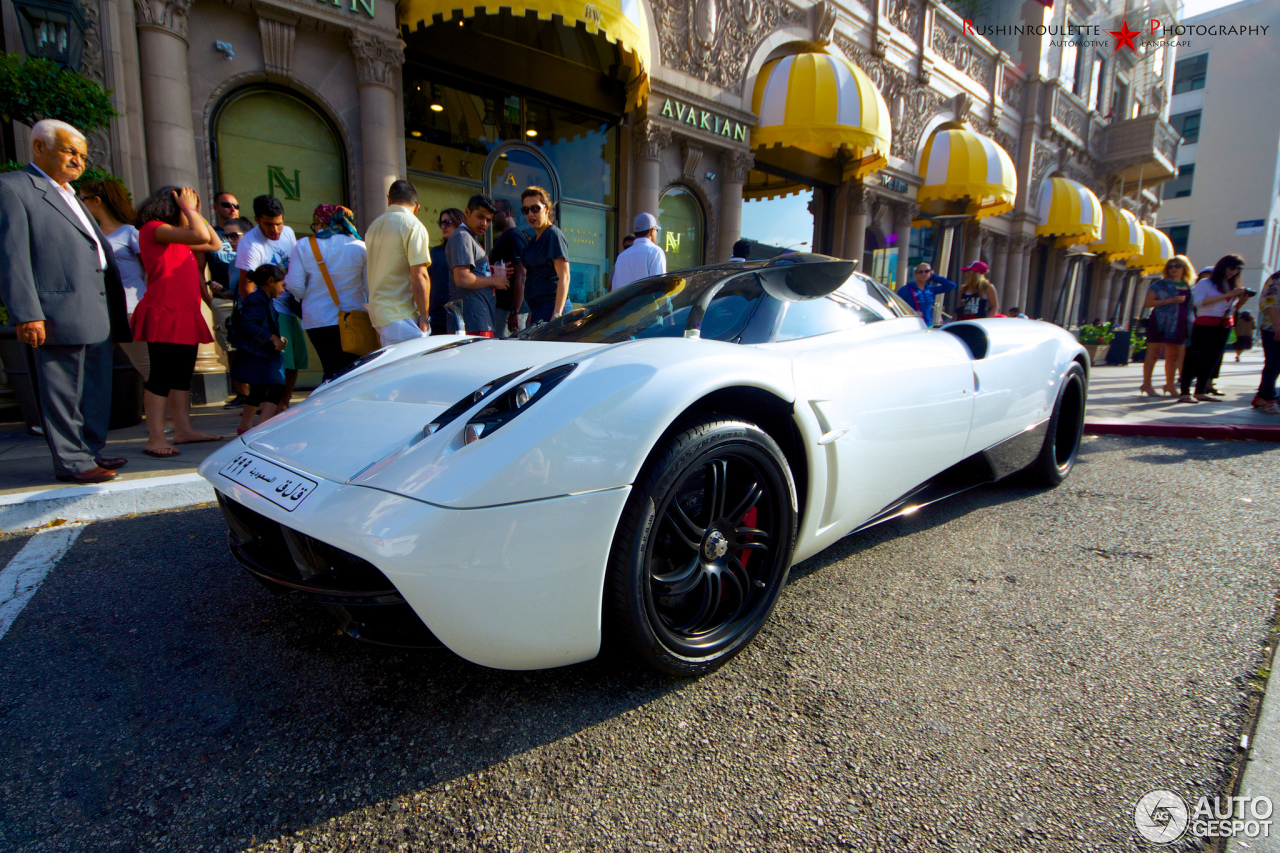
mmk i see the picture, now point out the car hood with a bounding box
[243,339,600,484]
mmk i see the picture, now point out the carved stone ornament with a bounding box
[952,92,973,123]
[1031,140,1058,202]
[897,201,920,228]
[1001,71,1026,110]
[634,119,673,161]
[258,15,297,79]
[812,0,838,46]
[134,0,194,40]
[850,183,878,216]
[349,32,404,89]
[681,142,704,180]
[886,0,921,42]
[77,0,110,166]
[649,0,806,94]
[721,149,755,183]
[836,32,947,162]
[931,22,995,91]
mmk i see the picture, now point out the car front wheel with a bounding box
[606,416,798,676]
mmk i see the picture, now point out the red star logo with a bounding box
[1108,20,1141,54]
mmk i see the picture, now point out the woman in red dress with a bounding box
[133,186,224,457]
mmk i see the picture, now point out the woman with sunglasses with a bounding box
[428,208,462,335]
[1138,254,1195,396]
[518,186,571,324]
[1179,254,1250,403]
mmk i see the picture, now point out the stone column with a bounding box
[134,0,198,189]
[992,235,1011,308]
[633,120,671,223]
[844,183,874,266]
[351,32,405,228]
[894,202,917,289]
[1016,236,1038,315]
[718,150,753,262]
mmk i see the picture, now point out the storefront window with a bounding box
[658,186,705,272]
[741,188,814,256]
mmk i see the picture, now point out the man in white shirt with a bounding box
[611,212,667,290]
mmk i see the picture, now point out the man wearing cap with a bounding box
[897,263,959,327]
[956,260,999,320]
[611,212,667,291]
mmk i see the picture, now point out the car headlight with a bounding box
[461,364,576,444]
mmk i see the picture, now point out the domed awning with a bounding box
[399,0,650,110]
[1125,225,1175,274]
[749,50,891,193]
[1090,203,1143,260]
[1034,175,1102,247]
[916,122,1017,224]
[742,169,809,202]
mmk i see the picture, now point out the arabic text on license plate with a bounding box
[220,452,317,511]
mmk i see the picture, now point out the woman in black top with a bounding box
[518,186,571,324]
[428,208,462,335]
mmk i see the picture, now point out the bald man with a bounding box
[0,119,132,483]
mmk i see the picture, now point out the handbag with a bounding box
[309,236,378,356]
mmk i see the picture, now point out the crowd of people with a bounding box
[1137,254,1277,413]
[1,117,1276,485]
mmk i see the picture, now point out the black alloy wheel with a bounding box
[1026,361,1087,486]
[606,416,797,676]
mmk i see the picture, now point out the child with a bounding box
[233,264,288,435]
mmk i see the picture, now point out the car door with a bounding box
[768,278,976,551]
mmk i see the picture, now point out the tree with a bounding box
[0,54,117,133]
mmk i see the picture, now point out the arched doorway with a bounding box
[213,87,347,389]
[658,186,705,272]
[214,87,347,233]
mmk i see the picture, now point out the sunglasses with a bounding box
[915,269,932,274]
[521,204,545,215]
[438,219,456,227]
[219,202,239,209]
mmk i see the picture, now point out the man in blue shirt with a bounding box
[897,262,958,327]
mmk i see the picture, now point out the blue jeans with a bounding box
[528,298,572,325]
[1259,329,1279,402]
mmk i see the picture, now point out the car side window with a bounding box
[865,277,919,318]
[836,275,899,321]
[774,292,882,342]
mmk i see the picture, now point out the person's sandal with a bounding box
[1176,394,1198,404]
[1261,401,1280,415]
[1193,393,1215,402]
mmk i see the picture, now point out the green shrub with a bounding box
[0,55,117,133]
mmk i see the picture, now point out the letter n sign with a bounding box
[268,166,301,201]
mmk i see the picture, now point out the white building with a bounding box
[1158,0,1280,292]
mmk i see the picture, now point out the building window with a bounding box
[1172,53,1207,94]
[1163,225,1189,256]
[1111,77,1129,119]
[658,186,705,272]
[1090,55,1107,112]
[1163,164,1195,199]
[1169,110,1201,143]
[1061,22,1085,96]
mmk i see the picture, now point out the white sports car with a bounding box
[199,255,1088,675]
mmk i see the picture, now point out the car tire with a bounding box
[1025,361,1087,487]
[605,415,798,677]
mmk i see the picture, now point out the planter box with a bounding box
[1085,343,1110,365]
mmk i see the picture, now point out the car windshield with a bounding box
[517,268,765,344]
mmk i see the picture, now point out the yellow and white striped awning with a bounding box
[742,169,808,202]
[1034,175,1101,247]
[917,122,1017,223]
[399,0,650,110]
[1126,225,1175,274]
[749,50,891,197]
[1089,203,1143,260]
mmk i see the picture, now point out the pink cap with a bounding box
[961,261,989,274]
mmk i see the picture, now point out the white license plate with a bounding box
[219,452,317,512]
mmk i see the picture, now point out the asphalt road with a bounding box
[0,435,1277,853]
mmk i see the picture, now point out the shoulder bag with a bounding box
[309,236,379,355]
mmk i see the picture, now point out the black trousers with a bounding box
[1181,324,1231,395]
[26,340,113,476]
[306,325,359,382]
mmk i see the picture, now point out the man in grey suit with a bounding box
[0,119,132,483]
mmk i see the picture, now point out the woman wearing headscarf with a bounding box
[284,204,367,381]
[1178,254,1250,403]
[1138,254,1194,396]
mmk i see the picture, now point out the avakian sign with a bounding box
[660,98,748,143]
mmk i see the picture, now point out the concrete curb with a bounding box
[1085,420,1280,442]
[0,473,215,533]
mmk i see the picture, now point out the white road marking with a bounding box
[0,524,86,641]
